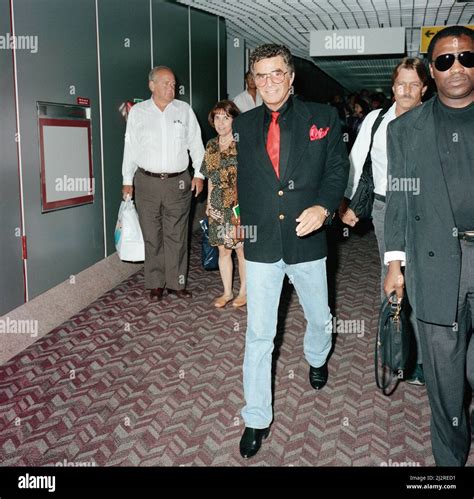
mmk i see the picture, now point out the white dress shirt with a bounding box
[344,102,406,266]
[345,102,397,199]
[233,90,262,113]
[122,98,205,184]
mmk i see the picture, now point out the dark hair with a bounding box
[391,57,429,87]
[208,100,240,127]
[353,97,370,116]
[249,43,295,74]
[427,25,474,62]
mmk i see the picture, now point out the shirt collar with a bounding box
[435,95,474,114]
[386,101,397,119]
[149,98,176,113]
[264,95,293,118]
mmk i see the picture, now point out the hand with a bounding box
[205,203,210,217]
[122,185,133,200]
[230,218,242,240]
[295,205,328,237]
[383,261,404,301]
[341,207,359,227]
[338,197,350,218]
[191,178,204,197]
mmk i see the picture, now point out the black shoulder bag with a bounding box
[348,107,390,219]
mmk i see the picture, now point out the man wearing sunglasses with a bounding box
[384,25,474,466]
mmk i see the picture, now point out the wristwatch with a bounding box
[322,206,333,225]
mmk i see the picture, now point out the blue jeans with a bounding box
[242,258,332,428]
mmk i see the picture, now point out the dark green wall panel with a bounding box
[219,18,227,101]
[14,0,104,299]
[98,0,151,255]
[0,0,24,313]
[152,0,190,104]
[190,8,219,143]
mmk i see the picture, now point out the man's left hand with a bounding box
[191,178,204,197]
[296,205,328,237]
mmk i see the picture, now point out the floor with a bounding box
[0,226,472,467]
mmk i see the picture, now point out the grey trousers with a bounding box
[134,168,192,290]
[417,239,474,466]
[371,198,422,363]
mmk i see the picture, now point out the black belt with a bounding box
[138,167,185,179]
[458,230,474,241]
[374,193,386,203]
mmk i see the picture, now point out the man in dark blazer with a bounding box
[233,44,349,459]
[384,26,474,466]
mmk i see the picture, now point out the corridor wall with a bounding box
[0,0,226,315]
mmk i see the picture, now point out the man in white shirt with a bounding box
[122,66,205,301]
[340,58,429,385]
[233,70,263,113]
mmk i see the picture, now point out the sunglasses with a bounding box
[433,51,474,72]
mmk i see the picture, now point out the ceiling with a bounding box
[177,0,474,94]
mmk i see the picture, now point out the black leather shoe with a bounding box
[239,427,270,459]
[149,287,164,301]
[309,362,328,390]
[166,288,192,299]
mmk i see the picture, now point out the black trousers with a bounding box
[416,239,474,466]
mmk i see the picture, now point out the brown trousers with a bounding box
[134,169,192,290]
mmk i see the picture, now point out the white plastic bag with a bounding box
[115,198,145,262]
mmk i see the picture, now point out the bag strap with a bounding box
[374,298,389,390]
[361,106,391,181]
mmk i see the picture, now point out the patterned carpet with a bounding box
[0,225,472,467]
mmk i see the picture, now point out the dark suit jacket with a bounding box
[385,96,463,326]
[234,97,349,264]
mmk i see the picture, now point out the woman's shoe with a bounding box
[232,294,247,307]
[214,294,234,308]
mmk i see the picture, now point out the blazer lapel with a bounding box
[410,98,455,227]
[281,99,312,184]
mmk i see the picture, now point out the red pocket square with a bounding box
[309,124,330,141]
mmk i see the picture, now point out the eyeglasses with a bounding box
[433,51,474,72]
[254,70,289,87]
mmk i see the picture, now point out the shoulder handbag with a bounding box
[199,217,219,271]
[375,294,412,396]
[349,107,390,219]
